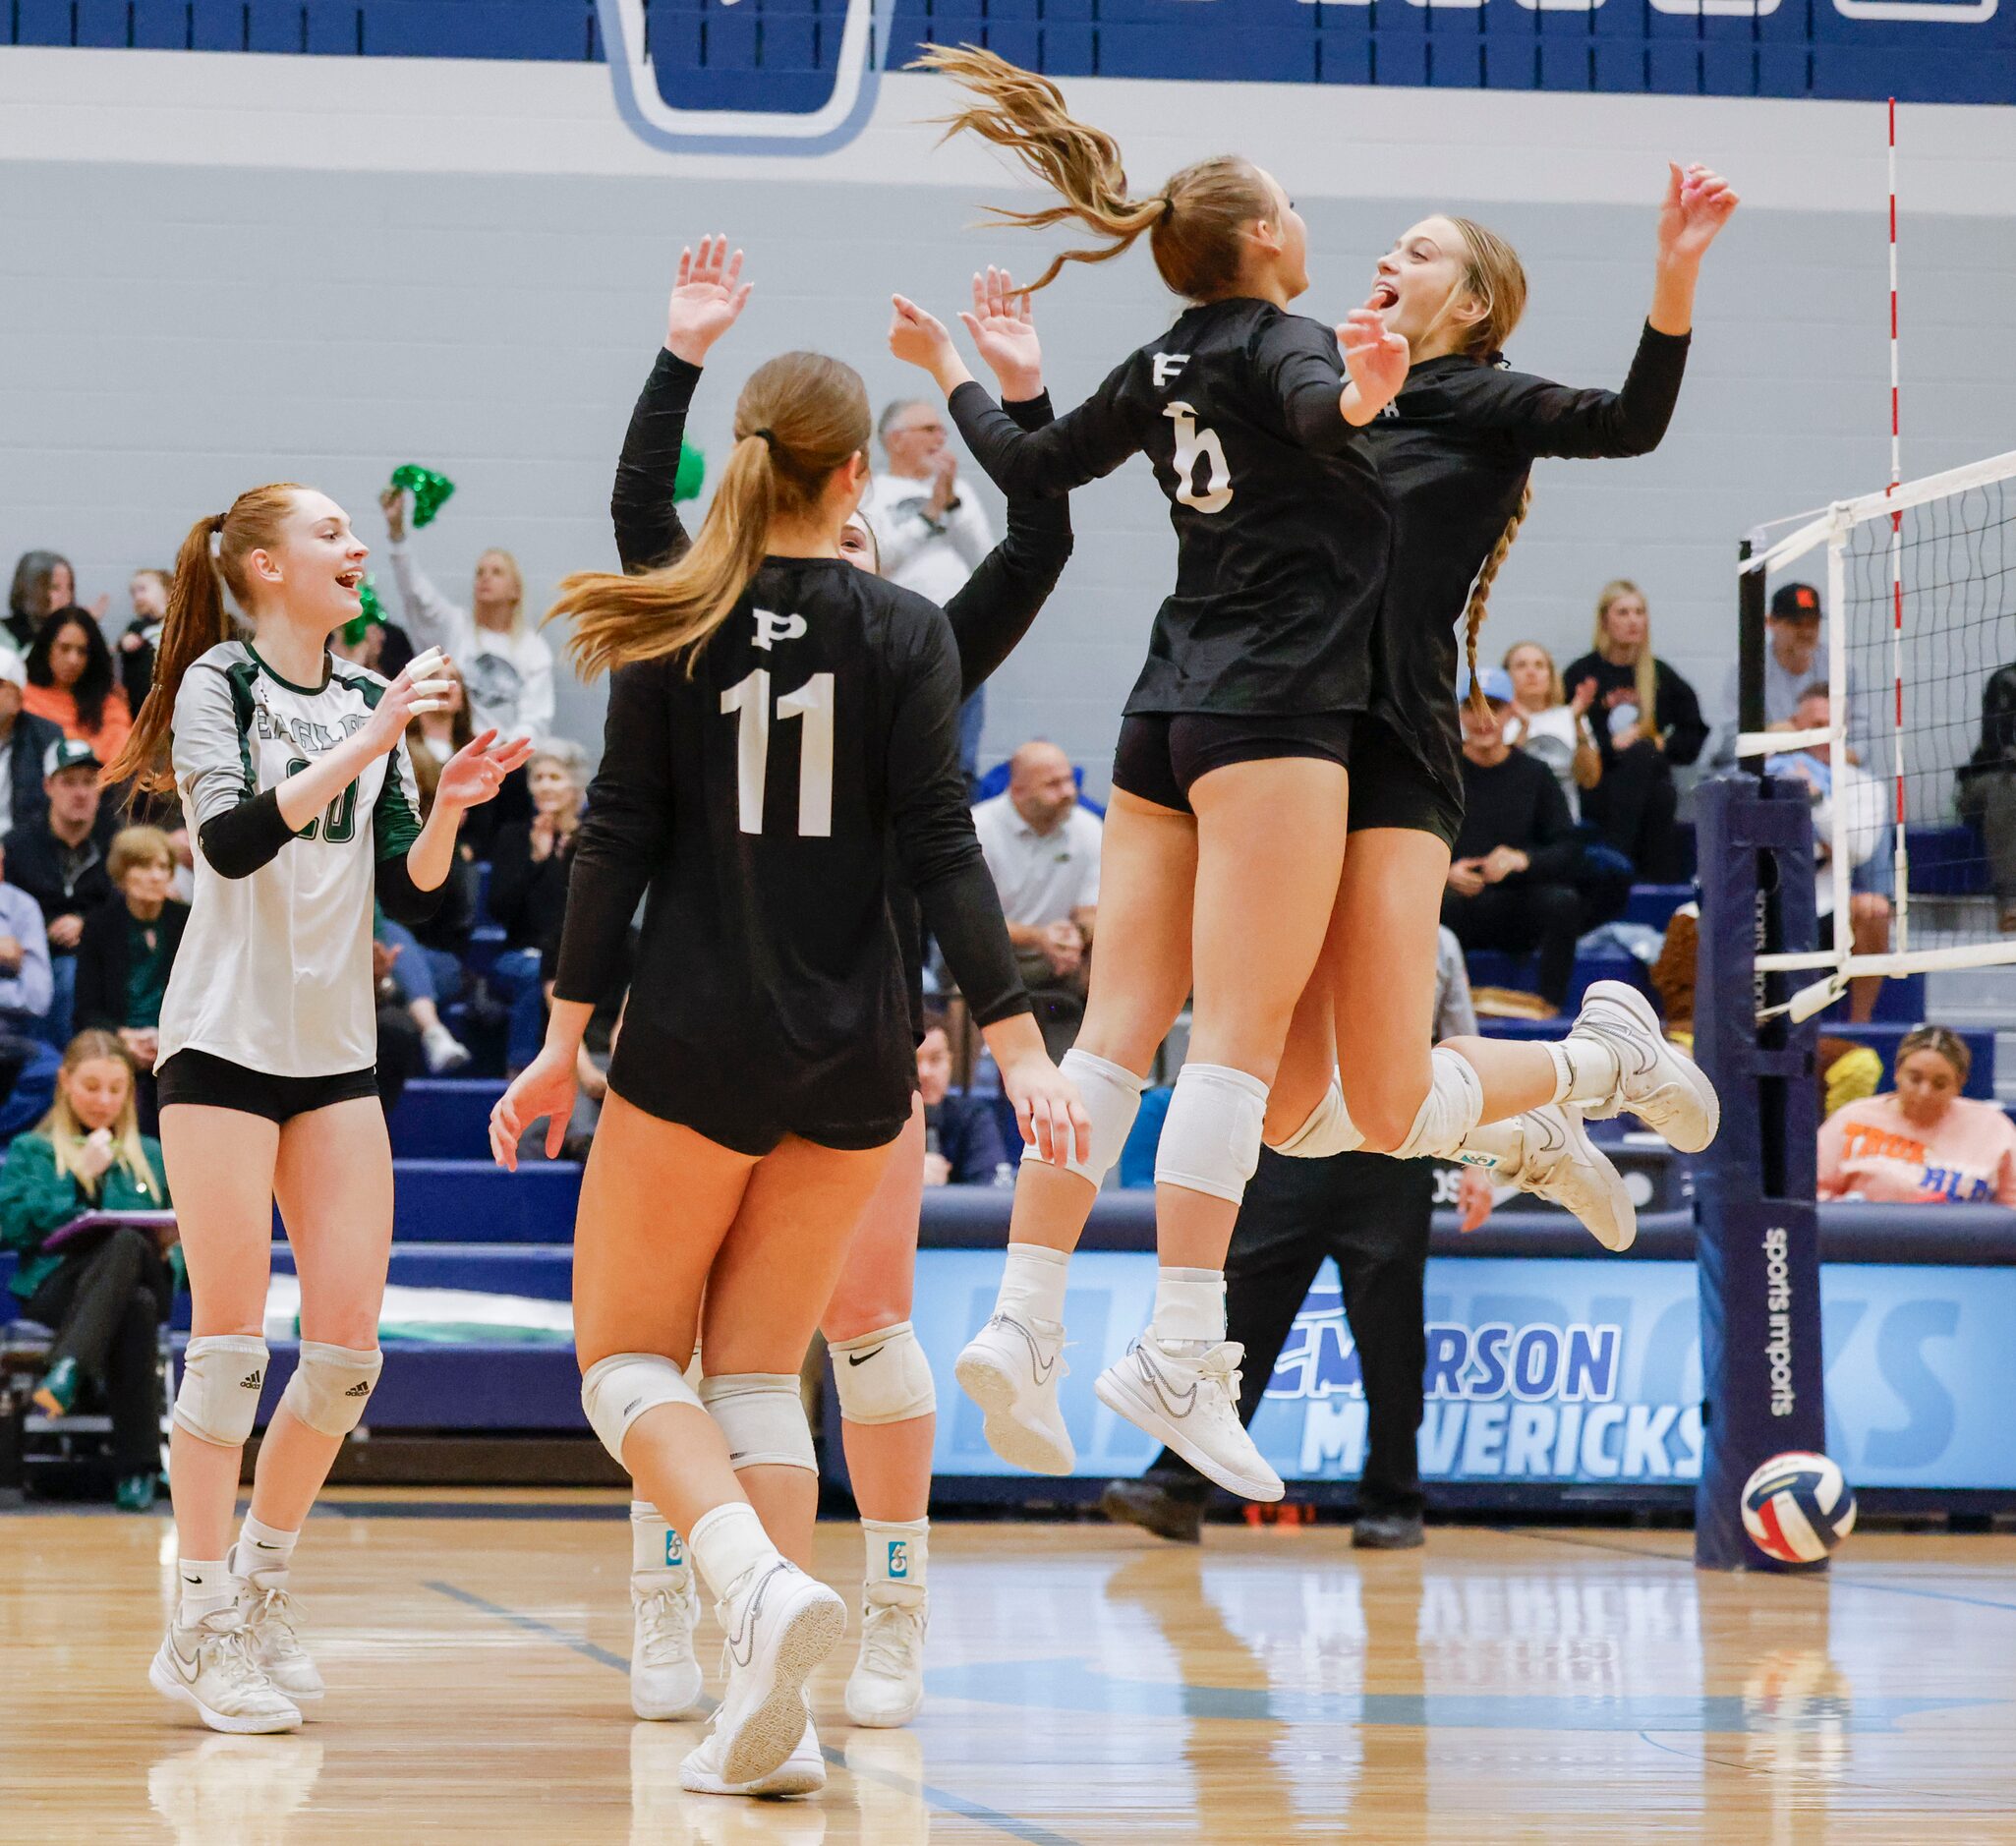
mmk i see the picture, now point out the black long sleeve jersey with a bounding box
[948,296,1391,720]
[1365,323,1692,819]
[554,353,1033,1153]
[608,347,1073,1043]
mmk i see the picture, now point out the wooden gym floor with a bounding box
[3,1493,2014,1843]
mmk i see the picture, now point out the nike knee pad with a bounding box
[831,1321,936,1426]
[581,1352,704,1468]
[1390,1047,1486,1161]
[1154,1062,1269,1205]
[1057,1049,1147,1186]
[1267,1073,1365,1159]
[278,1341,383,1438]
[172,1334,270,1448]
[699,1372,817,1473]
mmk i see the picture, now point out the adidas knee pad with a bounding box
[1057,1049,1147,1186]
[831,1321,936,1426]
[279,1341,384,1438]
[1154,1062,1269,1204]
[1390,1047,1486,1161]
[172,1334,270,1448]
[699,1372,816,1473]
[581,1352,704,1468]
[1267,1074,1366,1159]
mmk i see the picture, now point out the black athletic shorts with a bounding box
[156,1049,380,1124]
[1345,715,1464,849]
[1111,711,1355,815]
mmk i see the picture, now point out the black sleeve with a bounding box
[1250,314,1361,455]
[374,852,444,926]
[611,349,703,574]
[197,787,294,880]
[1521,768,1584,884]
[1656,660,1709,768]
[551,663,673,1006]
[945,357,1141,500]
[887,616,1028,1027]
[73,906,117,1031]
[1466,323,1691,461]
[941,390,1074,698]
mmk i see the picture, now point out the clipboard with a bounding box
[39,1209,179,1253]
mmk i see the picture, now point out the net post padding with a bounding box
[1692,778,1829,1574]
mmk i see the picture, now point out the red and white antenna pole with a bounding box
[1888,96,1909,950]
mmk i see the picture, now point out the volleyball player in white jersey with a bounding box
[107,487,530,1733]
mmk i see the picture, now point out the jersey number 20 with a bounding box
[720,669,835,837]
[284,759,359,843]
[1165,402,1232,514]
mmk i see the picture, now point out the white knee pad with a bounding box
[1267,1073,1366,1159]
[831,1321,936,1426]
[582,1352,705,1468]
[172,1334,271,1448]
[1057,1049,1147,1186]
[1391,1047,1486,1161]
[1154,1062,1269,1204]
[278,1341,384,1438]
[699,1372,817,1473]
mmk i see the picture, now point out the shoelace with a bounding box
[192,1613,280,1697]
[245,1583,305,1655]
[857,1601,924,1680]
[637,1586,697,1665]
[1195,1344,1246,1411]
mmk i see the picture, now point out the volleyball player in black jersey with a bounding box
[905,49,1408,1503]
[1263,166,1739,1248]
[487,248,1083,1801]
[590,244,1074,1738]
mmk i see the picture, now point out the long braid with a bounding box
[1463,482,1533,715]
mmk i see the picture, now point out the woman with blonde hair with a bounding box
[0,1031,173,1509]
[1562,577,1707,880]
[1502,640,1601,817]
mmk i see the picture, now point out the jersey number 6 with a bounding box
[284,758,360,843]
[720,669,835,837]
[1165,402,1233,515]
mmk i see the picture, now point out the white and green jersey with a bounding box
[159,641,423,1077]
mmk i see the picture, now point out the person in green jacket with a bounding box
[1,1028,175,1508]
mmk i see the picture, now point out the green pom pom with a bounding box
[345,576,386,646]
[390,464,456,528]
[674,441,706,504]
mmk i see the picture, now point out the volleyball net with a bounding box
[1735,450,2016,1023]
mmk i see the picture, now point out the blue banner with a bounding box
[915,1249,2016,1490]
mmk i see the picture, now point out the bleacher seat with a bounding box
[1462,951,1655,1013]
[389,1079,507,1161]
[1624,884,1693,928]
[1905,822,1988,896]
[379,1159,580,1243]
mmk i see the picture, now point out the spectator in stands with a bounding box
[916,1009,1009,1186]
[1767,684,1891,1023]
[407,657,519,862]
[0,646,64,841]
[972,739,1100,1056]
[0,1030,174,1510]
[865,398,995,780]
[6,549,77,651]
[372,939,426,1116]
[1956,663,2016,932]
[488,742,586,1071]
[1502,641,1601,819]
[9,739,112,1045]
[1563,579,1706,881]
[380,486,553,744]
[74,825,186,1127]
[1442,668,1625,1011]
[24,607,132,765]
[115,567,170,722]
[0,834,57,1125]
[1711,580,1870,771]
[1818,1024,2016,1204]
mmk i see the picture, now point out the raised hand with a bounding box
[434,728,536,813]
[957,266,1044,401]
[1339,307,1410,419]
[1659,162,1739,266]
[889,294,956,374]
[664,234,753,367]
[379,484,407,543]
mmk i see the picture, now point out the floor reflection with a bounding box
[147,1735,323,1846]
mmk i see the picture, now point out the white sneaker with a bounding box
[632,1569,707,1720]
[149,1609,304,1735]
[681,1705,825,1798]
[1500,1104,1637,1251]
[422,1022,472,1074]
[680,1561,844,1790]
[1571,981,1720,1153]
[843,1584,926,1728]
[236,1579,324,1709]
[1094,1334,1283,1503]
[954,1310,1073,1475]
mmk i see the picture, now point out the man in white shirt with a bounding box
[865,399,995,781]
[972,741,1100,1031]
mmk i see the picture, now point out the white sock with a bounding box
[175,1557,237,1626]
[630,1498,687,1580]
[230,1514,298,1588]
[1151,1266,1227,1347]
[861,1517,928,1601]
[995,1242,1069,1325]
[687,1502,779,1607]
[1548,1036,1622,1107]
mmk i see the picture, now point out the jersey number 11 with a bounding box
[720,669,835,837]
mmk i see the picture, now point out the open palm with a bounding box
[436,729,536,812]
[665,234,753,365]
[1339,308,1410,411]
[957,266,1044,399]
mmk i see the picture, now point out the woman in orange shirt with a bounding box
[25,606,132,764]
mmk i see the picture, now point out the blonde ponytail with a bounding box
[1463,484,1533,715]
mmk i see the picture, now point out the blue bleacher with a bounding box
[388,1079,507,1161]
